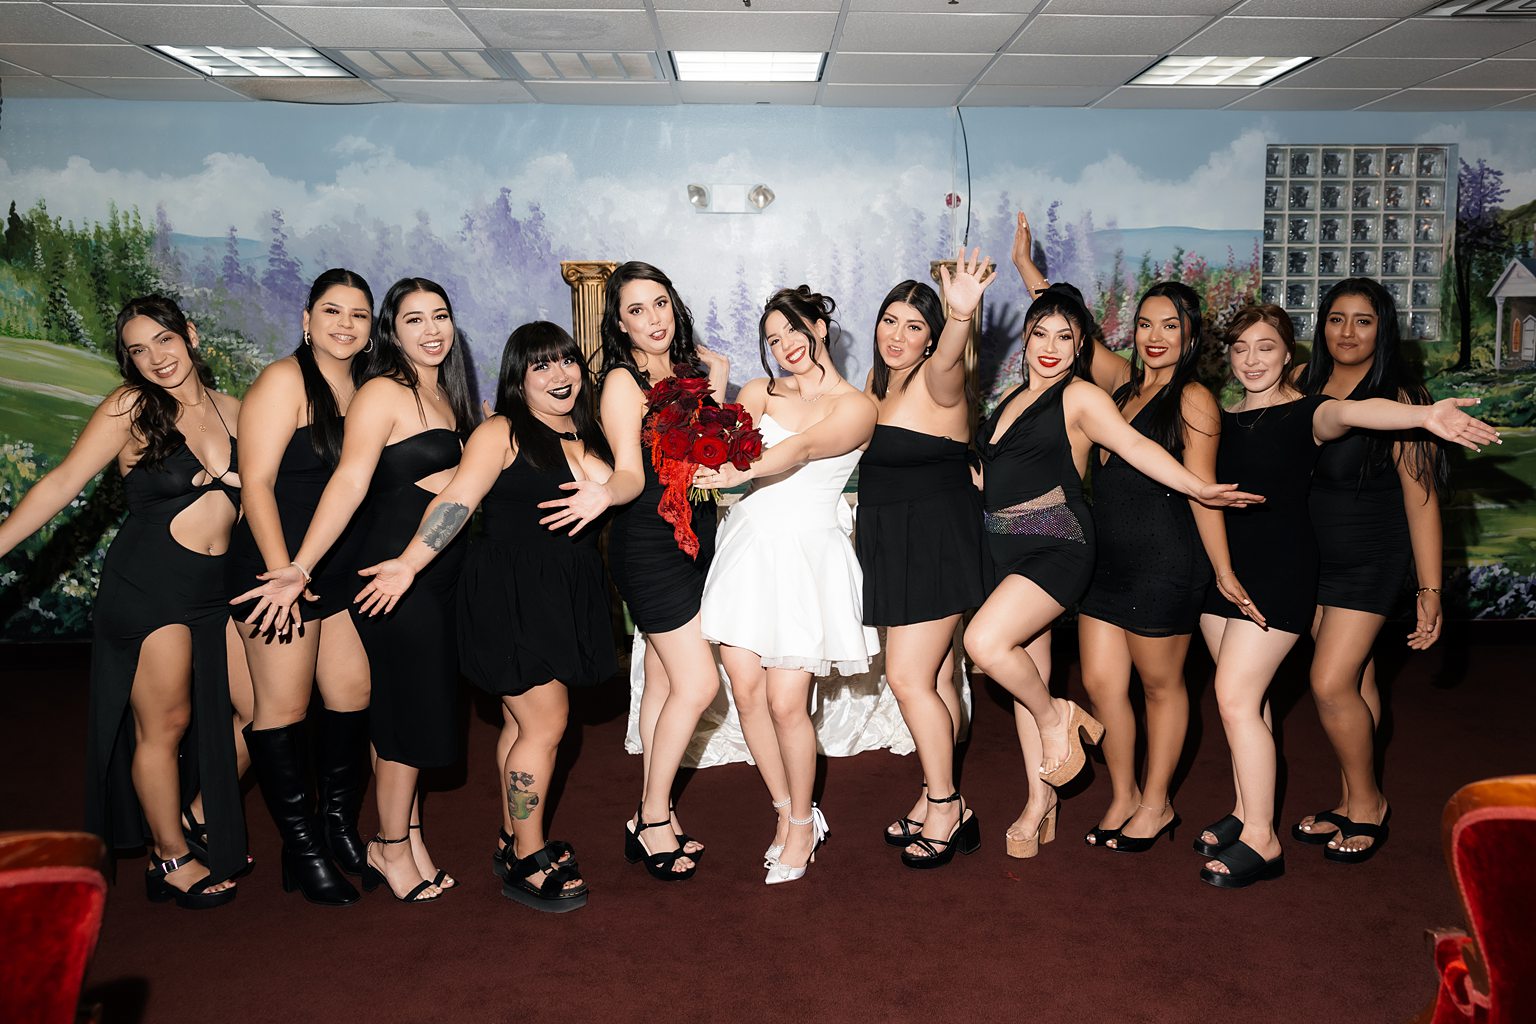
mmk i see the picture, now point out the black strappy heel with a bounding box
[623,803,697,881]
[362,836,443,904]
[145,852,237,910]
[900,792,981,870]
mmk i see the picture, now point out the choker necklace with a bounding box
[544,422,579,441]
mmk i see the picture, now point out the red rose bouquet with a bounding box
[641,364,763,559]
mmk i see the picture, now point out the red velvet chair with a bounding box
[0,831,108,1024]
[1415,776,1536,1024]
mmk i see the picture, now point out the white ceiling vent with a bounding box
[510,52,662,82]
[338,50,507,80]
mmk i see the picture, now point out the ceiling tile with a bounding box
[62,75,250,99]
[852,0,1036,10]
[460,9,654,49]
[1232,0,1429,14]
[60,0,248,5]
[820,83,966,106]
[0,74,101,97]
[1280,56,1473,89]
[57,3,302,46]
[258,0,444,5]
[677,81,818,103]
[215,76,393,101]
[460,0,645,7]
[1224,87,1398,110]
[663,0,840,9]
[1043,0,1230,11]
[841,12,1028,54]
[823,52,991,85]
[982,53,1154,87]
[962,84,1113,106]
[373,78,534,102]
[523,80,674,103]
[0,58,38,73]
[0,1,126,43]
[1421,59,1536,90]
[655,11,837,51]
[1009,15,1210,55]
[1498,39,1536,59]
[1492,91,1536,110]
[1095,84,1255,107]
[257,6,480,48]
[1343,18,1536,59]
[0,43,196,76]
[1360,88,1536,111]
[1177,17,1394,57]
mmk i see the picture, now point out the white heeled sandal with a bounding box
[763,797,792,868]
[765,805,828,886]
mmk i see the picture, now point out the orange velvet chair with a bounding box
[0,831,108,1024]
[1415,776,1536,1024]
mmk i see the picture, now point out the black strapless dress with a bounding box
[349,428,465,768]
[457,446,617,696]
[89,428,247,882]
[227,423,366,622]
[603,367,717,635]
[1203,395,1331,634]
[855,424,988,626]
[1080,384,1210,637]
[978,378,1094,609]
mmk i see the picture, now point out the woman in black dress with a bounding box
[1196,305,1496,889]
[539,261,727,881]
[237,278,476,903]
[1075,283,1254,854]
[0,296,244,907]
[964,288,1258,857]
[356,321,613,912]
[858,254,993,867]
[1291,279,1445,861]
[227,269,374,907]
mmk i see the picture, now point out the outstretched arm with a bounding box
[0,389,134,558]
[1313,395,1500,450]
[694,390,877,490]
[928,247,996,407]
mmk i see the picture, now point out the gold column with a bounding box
[929,258,983,426]
[561,260,619,369]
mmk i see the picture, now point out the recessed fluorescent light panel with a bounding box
[671,51,824,83]
[1130,55,1311,87]
[153,46,351,78]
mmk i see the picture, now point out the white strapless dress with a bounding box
[700,414,881,676]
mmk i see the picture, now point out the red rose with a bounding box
[717,403,744,430]
[691,435,730,469]
[675,392,700,414]
[648,377,680,404]
[652,403,688,433]
[674,372,712,397]
[728,428,764,470]
[660,429,695,460]
[697,405,725,427]
[698,420,725,438]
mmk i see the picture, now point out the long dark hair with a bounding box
[870,280,948,399]
[1020,284,1095,382]
[599,261,702,380]
[1300,277,1444,493]
[295,268,373,466]
[759,285,837,396]
[113,295,216,468]
[1122,281,1206,455]
[496,321,613,471]
[367,277,476,440]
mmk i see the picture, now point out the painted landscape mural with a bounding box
[2,101,1534,637]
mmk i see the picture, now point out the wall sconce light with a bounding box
[686,182,775,214]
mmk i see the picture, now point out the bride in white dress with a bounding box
[694,285,879,885]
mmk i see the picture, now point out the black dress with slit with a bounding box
[1202,395,1331,634]
[348,428,465,768]
[88,417,247,882]
[1080,384,1211,637]
[457,437,617,696]
[227,423,366,622]
[602,366,717,635]
[855,425,989,626]
[978,378,1094,609]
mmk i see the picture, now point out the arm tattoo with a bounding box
[418,502,469,551]
[508,770,539,820]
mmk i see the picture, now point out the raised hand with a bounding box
[1011,211,1036,274]
[354,559,416,617]
[1407,588,1442,650]
[1195,482,1265,508]
[937,246,997,321]
[538,478,612,535]
[1215,570,1266,629]
[1423,397,1501,452]
[230,563,311,636]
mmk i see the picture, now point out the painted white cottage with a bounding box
[1489,256,1536,369]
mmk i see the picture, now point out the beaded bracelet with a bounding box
[1416,586,1441,595]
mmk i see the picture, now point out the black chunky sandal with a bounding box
[502,842,588,913]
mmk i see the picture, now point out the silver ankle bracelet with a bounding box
[788,812,814,826]
[772,797,791,810]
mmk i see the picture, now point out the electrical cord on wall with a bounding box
[956,105,972,247]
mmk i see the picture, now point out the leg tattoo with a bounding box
[508,771,539,820]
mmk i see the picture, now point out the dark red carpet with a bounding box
[2,629,1529,1024]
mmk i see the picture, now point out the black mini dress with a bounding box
[1079,384,1211,637]
[979,378,1094,609]
[457,438,618,696]
[349,428,465,769]
[855,424,989,626]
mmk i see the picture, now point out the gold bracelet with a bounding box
[1416,586,1441,595]
[291,561,313,583]
[949,314,973,323]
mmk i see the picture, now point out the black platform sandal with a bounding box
[623,803,697,881]
[181,805,254,879]
[1199,840,1284,889]
[883,781,927,848]
[145,852,238,910]
[362,836,443,904]
[900,793,980,870]
[1291,809,1348,846]
[502,842,588,913]
[1323,808,1390,864]
[496,829,576,881]
[1192,814,1244,857]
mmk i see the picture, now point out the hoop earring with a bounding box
[363,339,374,353]
[303,330,312,347]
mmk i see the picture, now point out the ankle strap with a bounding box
[926,792,962,805]
[374,834,410,845]
[150,853,193,876]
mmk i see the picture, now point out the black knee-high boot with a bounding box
[245,721,359,907]
[317,707,371,875]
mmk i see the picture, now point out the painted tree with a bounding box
[151,204,186,295]
[1452,157,1509,370]
[261,210,308,318]
[3,201,36,265]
